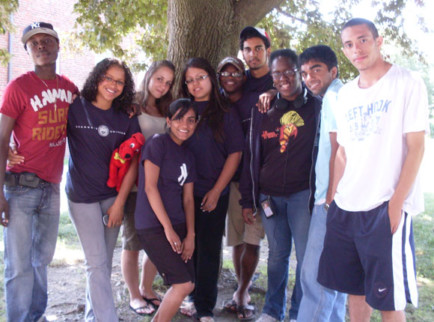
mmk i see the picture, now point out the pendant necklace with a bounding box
[39,75,59,110]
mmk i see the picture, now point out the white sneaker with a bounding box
[199,317,214,322]
[290,320,297,322]
[256,313,279,322]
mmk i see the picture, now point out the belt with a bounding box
[4,172,48,188]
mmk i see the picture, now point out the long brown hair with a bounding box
[135,60,175,117]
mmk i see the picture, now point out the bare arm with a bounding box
[106,154,139,227]
[0,114,15,226]
[332,145,346,199]
[181,182,195,262]
[257,89,277,113]
[144,160,181,253]
[326,132,339,204]
[201,151,242,212]
[388,131,425,233]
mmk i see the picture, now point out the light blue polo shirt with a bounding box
[314,78,343,204]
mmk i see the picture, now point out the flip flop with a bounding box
[223,299,238,313]
[237,304,255,321]
[143,296,162,309]
[129,304,154,316]
[180,300,196,317]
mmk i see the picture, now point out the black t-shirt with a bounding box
[259,95,317,196]
[243,70,273,94]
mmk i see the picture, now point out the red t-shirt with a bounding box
[0,71,78,183]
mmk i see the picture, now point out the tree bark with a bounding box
[167,0,284,72]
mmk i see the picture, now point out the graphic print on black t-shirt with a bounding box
[261,110,305,153]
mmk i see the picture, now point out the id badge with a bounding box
[261,197,274,218]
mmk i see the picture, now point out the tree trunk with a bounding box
[167,0,284,77]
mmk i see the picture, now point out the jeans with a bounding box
[68,197,120,322]
[3,182,60,322]
[260,189,311,321]
[298,204,347,322]
[192,193,229,318]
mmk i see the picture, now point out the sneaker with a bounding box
[256,313,279,322]
[199,317,215,322]
[290,320,297,322]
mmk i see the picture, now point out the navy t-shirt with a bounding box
[243,70,273,94]
[184,101,244,197]
[66,97,141,203]
[135,133,196,230]
[232,91,261,136]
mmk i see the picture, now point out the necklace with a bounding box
[39,75,59,110]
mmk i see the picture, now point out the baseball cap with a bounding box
[239,26,271,48]
[22,22,59,49]
[217,56,245,74]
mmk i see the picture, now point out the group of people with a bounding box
[0,17,428,322]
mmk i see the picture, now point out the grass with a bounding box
[0,194,433,320]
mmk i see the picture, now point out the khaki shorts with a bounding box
[121,192,143,251]
[226,182,264,247]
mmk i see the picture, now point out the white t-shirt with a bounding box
[334,64,429,215]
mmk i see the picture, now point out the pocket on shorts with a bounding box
[4,184,32,196]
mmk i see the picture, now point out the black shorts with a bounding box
[318,201,418,311]
[137,223,195,285]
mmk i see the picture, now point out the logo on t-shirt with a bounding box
[178,163,188,186]
[261,110,305,153]
[345,99,391,141]
[98,125,110,137]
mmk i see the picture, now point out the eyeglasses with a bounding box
[101,75,125,87]
[185,75,209,85]
[271,69,298,80]
[242,46,265,54]
[219,71,243,78]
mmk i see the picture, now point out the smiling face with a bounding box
[95,65,125,109]
[167,107,197,145]
[271,56,302,101]
[26,33,59,67]
[185,67,212,102]
[219,64,245,95]
[148,66,174,100]
[300,59,336,96]
[341,23,383,72]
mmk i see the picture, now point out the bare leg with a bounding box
[234,243,259,306]
[140,255,161,306]
[121,249,153,314]
[349,295,372,322]
[232,243,244,282]
[152,282,195,322]
[381,310,405,322]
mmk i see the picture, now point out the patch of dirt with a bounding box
[44,238,296,321]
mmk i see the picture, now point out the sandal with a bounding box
[143,296,162,309]
[237,304,255,321]
[129,304,154,316]
[180,300,196,317]
[223,299,238,313]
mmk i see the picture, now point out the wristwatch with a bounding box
[324,203,330,211]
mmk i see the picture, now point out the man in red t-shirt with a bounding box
[0,22,78,321]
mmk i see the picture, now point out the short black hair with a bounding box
[269,49,299,69]
[342,18,379,38]
[239,28,271,50]
[300,45,338,71]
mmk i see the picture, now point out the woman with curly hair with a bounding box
[65,58,140,322]
[121,60,175,315]
[178,57,244,321]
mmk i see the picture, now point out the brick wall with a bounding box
[0,0,96,101]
